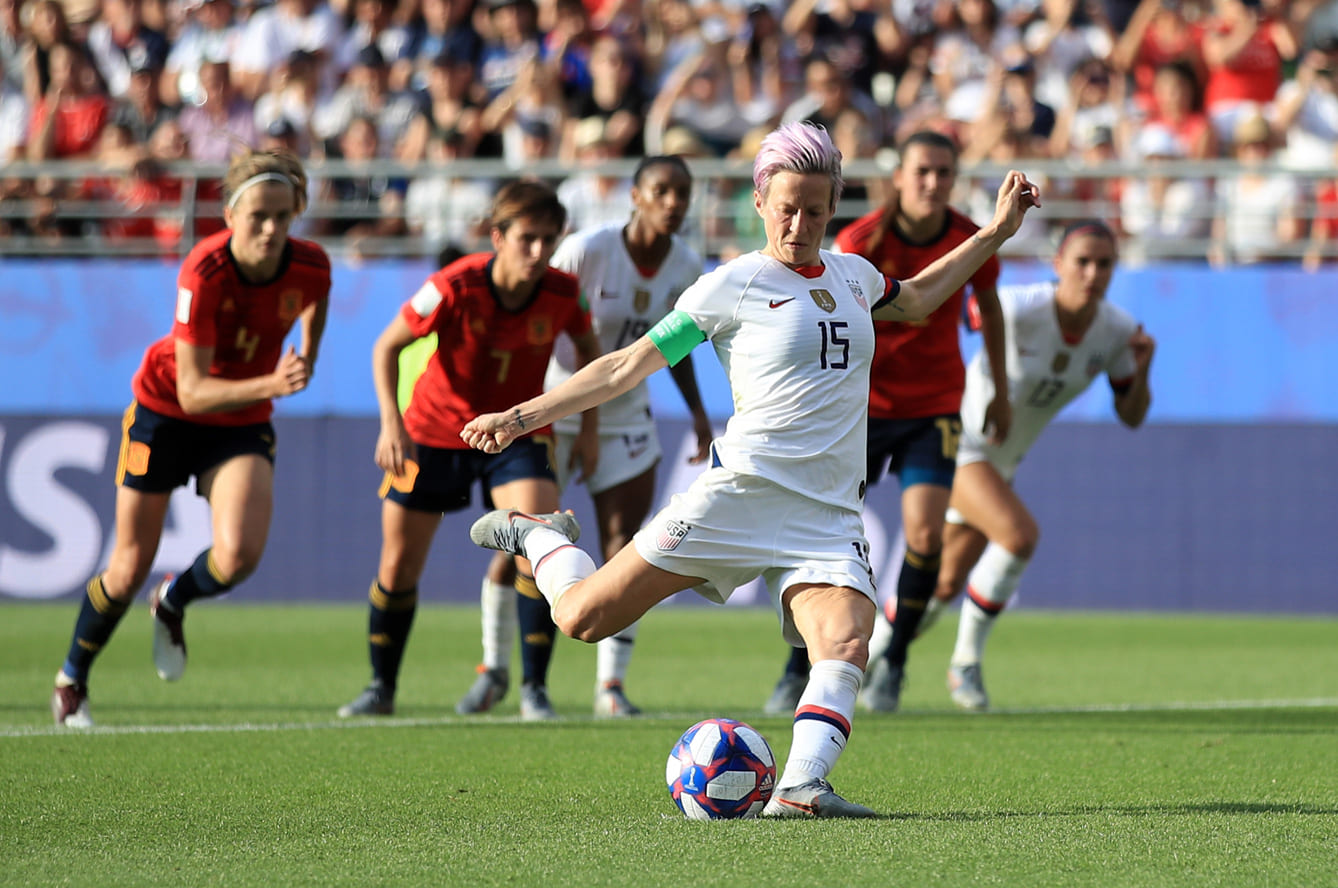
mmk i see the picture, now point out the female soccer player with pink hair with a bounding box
[463,121,1040,817]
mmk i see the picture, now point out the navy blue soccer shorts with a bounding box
[116,401,276,495]
[380,434,556,514]
[866,414,961,490]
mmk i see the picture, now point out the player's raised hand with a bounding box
[990,171,1042,240]
[273,345,310,396]
[1128,324,1156,373]
[461,412,519,454]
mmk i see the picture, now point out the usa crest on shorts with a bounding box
[656,520,692,551]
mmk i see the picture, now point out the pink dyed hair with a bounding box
[752,121,844,208]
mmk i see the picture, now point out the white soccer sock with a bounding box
[918,595,947,636]
[479,578,516,672]
[866,608,893,662]
[525,528,597,612]
[596,619,638,687]
[777,659,862,789]
[951,543,1029,666]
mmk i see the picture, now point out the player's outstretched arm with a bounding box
[1114,325,1155,428]
[462,335,670,454]
[876,171,1041,323]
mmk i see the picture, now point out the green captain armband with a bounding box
[397,333,438,412]
[647,309,706,367]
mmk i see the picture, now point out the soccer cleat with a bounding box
[455,666,509,715]
[762,672,807,715]
[469,509,581,557]
[337,682,394,717]
[947,662,989,711]
[858,658,905,713]
[519,682,556,722]
[148,576,187,682]
[762,779,876,819]
[593,680,642,718]
[51,679,93,728]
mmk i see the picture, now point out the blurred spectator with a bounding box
[1199,0,1296,147]
[2,0,24,92]
[1210,112,1301,265]
[336,0,414,88]
[405,0,480,92]
[27,42,109,160]
[646,30,751,157]
[110,54,176,143]
[403,127,493,256]
[546,0,596,99]
[1050,56,1126,159]
[643,0,704,91]
[780,54,882,142]
[86,0,169,99]
[481,55,564,166]
[162,0,244,106]
[1270,45,1338,170]
[232,0,345,100]
[1066,122,1123,230]
[1111,0,1207,114]
[977,55,1057,153]
[1120,124,1211,261]
[318,113,408,243]
[177,58,256,161]
[21,0,74,101]
[562,33,646,158]
[512,114,555,168]
[1130,60,1215,158]
[477,0,545,101]
[398,47,484,161]
[1022,0,1116,110]
[0,75,26,162]
[555,115,631,231]
[725,2,796,135]
[253,49,322,156]
[1302,145,1338,271]
[780,0,896,96]
[312,44,424,159]
[930,0,1025,127]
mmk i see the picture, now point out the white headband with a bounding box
[226,172,297,210]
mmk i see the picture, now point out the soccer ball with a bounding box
[665,718,776,820]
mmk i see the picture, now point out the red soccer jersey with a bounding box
[835,206,999,419]
[132,229,332,425]
[400,252,591,449]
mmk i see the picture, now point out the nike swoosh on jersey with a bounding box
[768,298,796,308]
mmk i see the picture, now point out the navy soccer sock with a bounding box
[516,573,555,687]
[783,644,810,678]
[163,549,236,611]
[884,548,941,669]
[367,580,417,694]
[61,575,130,684]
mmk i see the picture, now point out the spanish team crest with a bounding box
[656,520,692,551]
[634,288,651,313]
[848,279,867,310]
[527,316,553,345]
[1051,352,1070,373]
[278,289,303,322]
[809,289,837,313]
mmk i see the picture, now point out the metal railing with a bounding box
[1,157,1333,264]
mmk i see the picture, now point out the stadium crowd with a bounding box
[2,0,1337,265]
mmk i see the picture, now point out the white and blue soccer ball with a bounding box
[666,718,776,820]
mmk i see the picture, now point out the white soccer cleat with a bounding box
[858,658,904,713]
[762,779,876,819]
[593,681,642,718]
[51,676,93,728]
[148,577,187,682]
[520,683,557,721]
[947,662,989,711]
[469,509,581,556]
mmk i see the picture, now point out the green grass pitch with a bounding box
[2,602,1336,887]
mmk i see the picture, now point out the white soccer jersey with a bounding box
[546,223,704,434]
[959,280,1140,476]
[675,249,886,512]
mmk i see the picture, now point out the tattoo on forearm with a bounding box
[513,409,526,431]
